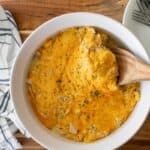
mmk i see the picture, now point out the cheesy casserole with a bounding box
[27,27,140,142]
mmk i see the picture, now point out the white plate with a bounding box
[123,0,150,57]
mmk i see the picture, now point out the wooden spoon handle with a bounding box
[114,47,150,85]
[136,60,150,80]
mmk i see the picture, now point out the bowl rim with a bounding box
[10,12,150,150]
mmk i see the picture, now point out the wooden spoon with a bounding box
[112,47,150,85]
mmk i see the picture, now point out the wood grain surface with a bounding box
[0,0,149,149]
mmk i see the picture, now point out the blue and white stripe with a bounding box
[0,6,30,150]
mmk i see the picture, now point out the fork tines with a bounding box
[132,0,150,26]
[132,11,150,26]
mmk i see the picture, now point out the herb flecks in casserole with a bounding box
[27,27,140,142]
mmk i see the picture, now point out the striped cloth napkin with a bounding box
[0,6,30,150]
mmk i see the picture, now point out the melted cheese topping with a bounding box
[27,27,140,142]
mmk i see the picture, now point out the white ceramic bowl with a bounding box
[10,12,150,150]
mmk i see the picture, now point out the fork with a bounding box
[132,0,150,25]
[140,0,150,10]
[132,10,150,26]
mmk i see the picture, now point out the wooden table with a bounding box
[0,0,149,149]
